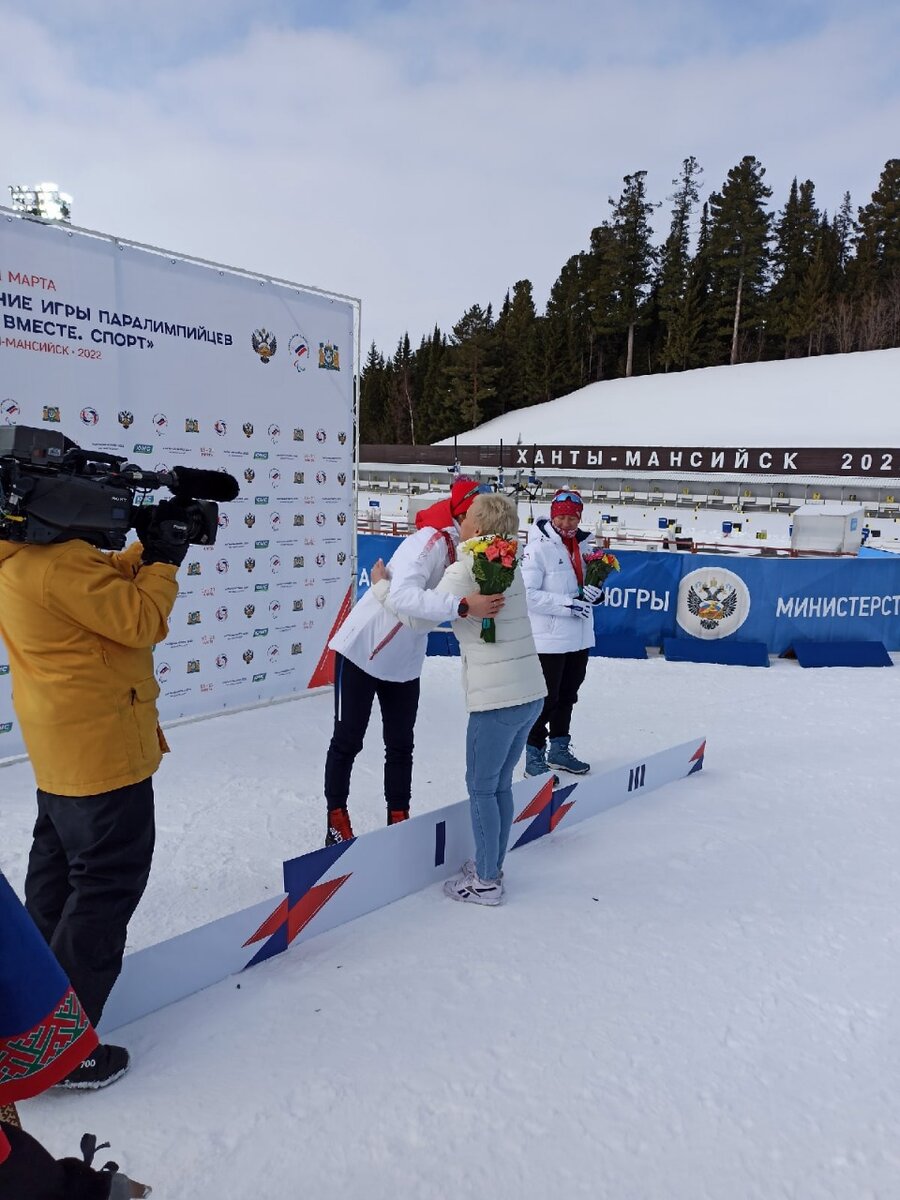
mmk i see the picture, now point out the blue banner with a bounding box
[358,535,900,654]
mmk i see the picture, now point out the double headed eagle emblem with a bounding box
[686,578,738,630]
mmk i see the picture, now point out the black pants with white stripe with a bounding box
[324,654,420,817]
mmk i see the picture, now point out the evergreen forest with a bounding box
[359,156,900,446]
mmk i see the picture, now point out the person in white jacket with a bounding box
[372,492,546,905]
[323,479,500,845]
[521,489,603,777]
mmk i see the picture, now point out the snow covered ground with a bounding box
[4,651,899,1199]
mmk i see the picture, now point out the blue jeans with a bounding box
[465,698,544,882]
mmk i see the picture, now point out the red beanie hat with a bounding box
[415,478,489,530]
[550,490,583,520]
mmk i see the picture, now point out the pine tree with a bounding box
[668,201,715,369]
[769,178,819,356]
[544,252,597,395]
[502,280,542,412]
[385,333,416,444]
[358,341,388,443]
[596,171,660,376]
[658,156,703,371]
[789,216,842,355]
[856,159,900,285]
[441,303,499,435]
[707,155,773,364]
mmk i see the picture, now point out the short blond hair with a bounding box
[469,493,518,539]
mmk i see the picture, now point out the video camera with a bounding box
[0,425,240,550]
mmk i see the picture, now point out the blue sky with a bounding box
[2,0,898,352]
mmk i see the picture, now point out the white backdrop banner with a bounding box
[0,211,358,759]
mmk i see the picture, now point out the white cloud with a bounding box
[1,3,898,353]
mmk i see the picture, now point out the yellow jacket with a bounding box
[0,538,178,796]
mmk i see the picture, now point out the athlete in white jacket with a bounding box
[521,491,603,777]
[373,493,546,905]
[322,479,499,845]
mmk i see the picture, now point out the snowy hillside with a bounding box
[441,348,900,448]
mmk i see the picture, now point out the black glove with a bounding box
[135,499,190,567]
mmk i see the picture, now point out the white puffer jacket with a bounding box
[374,557,546,714]
[521,518,595,654]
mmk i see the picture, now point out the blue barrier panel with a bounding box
[426,630,460,657]
[357,536,900,655]
[791,641,893,667]
[357,533,403,595]
[664,637,769,667]
[591,634,648,660]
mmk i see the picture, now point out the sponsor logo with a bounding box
[133,443,153,454]
[251,328,277,364]
[242,422,254,438]
[216,559,229,574]
[268,423,281,443]
[200,446,213,457]
[1,398,21,424]
[270,512,281,530]
[316,471,326,484]
[337,512,347,525]
[80,406,99,426]
[267,645,279,662]
[254,539,269,549]
[337,472,347,486]
[293,471,304,484]
[214,419,228,436]
[676,569,751,640]
[318,342,340,371]
[316,513,326,526]
[316,428,326,443]
[315,595,326,609]
[254,582,269,592]
[0,664,9,675]
[216,654,228,668]
[293,556,305,568]
[0,722,13,734]
[118,410,134,429]
[243,649,254,664]
[294,513,305,526]
[291,643,303,655]
[269,601,282,617]
[289,333,310,372]
[253,628,268,637]
[338,431,347,445]
[216,606,229,621]
[337,551,346,565]
[187,659,200,674]
[185,418,199,433]
[253,672,267,682]
[293,428,304,441]
[187,611,201,625]
[293,599,303,612]
[269,468,281,485]
[270,554,282,572]
[244,557,256,572]
[315,553,326,567]
[218,512,230,529]
[255,496,269,505]
[244,513,256,528]
[253,451,269,460]
[152,412,168,434]
[156,662,172,682]
[244,604,256,618]
[42,405,61,423]
[244,468,255,483]
[200,682,214,693]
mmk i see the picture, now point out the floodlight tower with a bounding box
[8,182,73,222]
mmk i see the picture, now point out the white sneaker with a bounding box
[461,858,503,882]
[444,871,503,906]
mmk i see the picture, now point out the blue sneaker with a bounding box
[546,736,590,775]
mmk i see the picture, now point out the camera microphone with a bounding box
[165,466,240,503]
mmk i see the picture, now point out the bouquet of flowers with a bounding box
[460,534,519,643]
[582,549,620,596]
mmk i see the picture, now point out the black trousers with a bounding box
[527,649,590,748]
[0,1122,112,1200]
[24,779,155,1027]
[324,654,420,815]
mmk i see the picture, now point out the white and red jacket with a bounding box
[521,518,596,654]
[328,524,462,682]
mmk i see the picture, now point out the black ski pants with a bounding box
[527,649,590,748]
[324,653,420,817]
[24,779,155,1026]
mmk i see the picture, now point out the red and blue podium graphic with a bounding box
[100,735,706,1034]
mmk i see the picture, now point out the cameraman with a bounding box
[0,499,188,1089]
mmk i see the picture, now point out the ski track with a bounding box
[4,655,900,1198]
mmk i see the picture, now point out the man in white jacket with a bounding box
[323,479,500,845]
[521,489,603,777]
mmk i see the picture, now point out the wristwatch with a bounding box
[457,599,470,618]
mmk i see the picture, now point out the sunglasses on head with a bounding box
[553,490,583,505]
